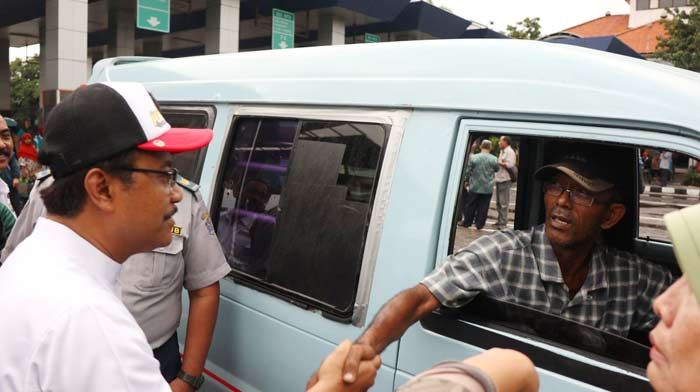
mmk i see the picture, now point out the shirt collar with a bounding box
[33,217,121,293]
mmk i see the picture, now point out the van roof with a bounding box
[91,39,700,135]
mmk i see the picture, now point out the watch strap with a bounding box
[177,369,205,390]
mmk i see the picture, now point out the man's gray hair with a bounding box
[480,139,492,150]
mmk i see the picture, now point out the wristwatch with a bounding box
[177,369,205,390]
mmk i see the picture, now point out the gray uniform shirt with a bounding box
[1,174,232,348]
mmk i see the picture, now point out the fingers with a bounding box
[353,354,382,391]
[342,343,377,383]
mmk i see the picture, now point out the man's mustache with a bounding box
[0,149,12,158]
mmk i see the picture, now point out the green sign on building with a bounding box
[137,0,170,33]
[364,33,381,43]
[272,8,295,49]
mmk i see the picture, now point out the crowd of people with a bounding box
[0,83,699,392]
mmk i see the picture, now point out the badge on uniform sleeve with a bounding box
[201,212,216,235]
[171,225,183,236]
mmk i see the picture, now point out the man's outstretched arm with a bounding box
[307,283,440,389]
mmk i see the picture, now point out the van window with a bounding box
[451,135,520,253]
[442,132,693,369]
[214,116,388,318]
[161,106,214,182]
[639,149,700,244]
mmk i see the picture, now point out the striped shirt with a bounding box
[422,225,673,336]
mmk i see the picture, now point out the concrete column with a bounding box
[142,36,163,57]
[107,0,135,57]
[44,0,88,113]
[205,0,240,54]
[318,13,345,46]
[0,28,10,116]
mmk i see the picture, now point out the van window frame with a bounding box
[432,117,700,376]
[210,105,410,326]
[159,104,216,182]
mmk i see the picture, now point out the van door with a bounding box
[394,118,700,391]
[186,105,410,391]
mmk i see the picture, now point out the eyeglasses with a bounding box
[542,182,609,207]
[114,167,179,189]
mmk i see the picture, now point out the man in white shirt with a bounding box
[0,82,213,391]
[495,136,517,230]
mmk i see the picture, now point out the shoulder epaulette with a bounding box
[36,169,52,184]
[176,175,200,194]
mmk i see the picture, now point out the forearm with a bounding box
[357,284,439,354]
[182,283,220,376]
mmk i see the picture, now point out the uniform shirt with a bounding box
[0,218,169,392]
[494,145,516,183]
[1,175,232,348]
[464,152,499,194]
[422,225,673,336]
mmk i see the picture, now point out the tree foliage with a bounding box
[10,55,40,122]
[506,17,542,40]
[656,0,700,71]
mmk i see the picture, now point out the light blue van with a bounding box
[90,39,700,391]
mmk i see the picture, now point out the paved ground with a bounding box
[453,184,700,252]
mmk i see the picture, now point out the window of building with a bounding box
[214,116,388,319]
[160,106,214,182]
[660,0,673,7]
[637,0,651,10]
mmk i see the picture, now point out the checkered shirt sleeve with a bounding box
[630,255,673,331]
[421,231,522,308]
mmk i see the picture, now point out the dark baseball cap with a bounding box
[39,82,213,178]
[535,152,617,193]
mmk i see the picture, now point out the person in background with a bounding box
[0,116,17,213]
[659,150,673,187]
[460,139,499,230]
[495,136,517,230]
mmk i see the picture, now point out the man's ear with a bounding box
[83,168,117,213]
[600,203,626,230]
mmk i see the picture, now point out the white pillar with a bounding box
[205,0,240,54]
[107,0,135,57]
[0,28,10,115]
[44,0,88,113]
[318,13,345,46]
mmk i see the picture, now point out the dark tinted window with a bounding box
[215,117,387,318]
[637,0,650,9]
[660,0,673,7]
[161,109,211,182]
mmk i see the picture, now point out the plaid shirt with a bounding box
[422,225,673,336]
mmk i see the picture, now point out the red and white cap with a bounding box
[40,82,213,178]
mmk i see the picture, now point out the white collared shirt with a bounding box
[495,145,516,183]
[0,218,169,392]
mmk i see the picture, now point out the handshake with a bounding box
[305,341,538,392]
